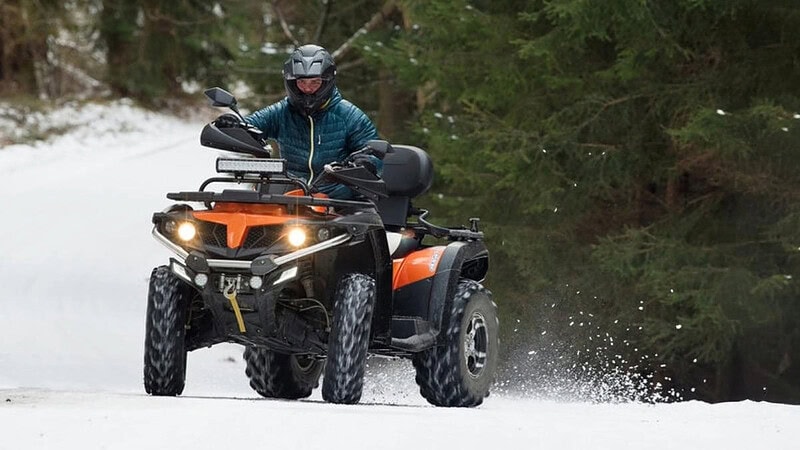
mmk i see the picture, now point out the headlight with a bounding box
[287,227,306,247]
[216,157,286,176]
[177,222,197,241]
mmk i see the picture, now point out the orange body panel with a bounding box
[193,202,306,248]
[392,246,445,290]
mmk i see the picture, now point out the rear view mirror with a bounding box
[204,87,238,108]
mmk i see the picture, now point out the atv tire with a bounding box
[144,266,192,396]
[321,273,376,404]
[413,279,499,407]
[243,347,323,399]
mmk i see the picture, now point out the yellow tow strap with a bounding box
[223,281,247,333]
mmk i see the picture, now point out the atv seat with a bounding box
[377,145,433,229]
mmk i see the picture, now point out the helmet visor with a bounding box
[296,77,323,94]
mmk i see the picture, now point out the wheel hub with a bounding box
[464,311,488,378]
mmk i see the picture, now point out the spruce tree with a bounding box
[373,0,800,402]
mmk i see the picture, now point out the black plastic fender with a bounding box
[428,240,489,341]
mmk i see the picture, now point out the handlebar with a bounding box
[416,209,484,241]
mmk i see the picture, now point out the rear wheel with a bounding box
[144,266,192,396]
[321,273,376,404]
[243,347,323,399]
[413,279,499,407]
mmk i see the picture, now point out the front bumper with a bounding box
[152,226,351,275]
[154,227,352,353]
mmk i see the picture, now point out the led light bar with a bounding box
[216,157,286,175]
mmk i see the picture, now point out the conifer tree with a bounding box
[373,0,800,402]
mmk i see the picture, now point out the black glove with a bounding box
[213,113,241,128]
[351,153,377,176]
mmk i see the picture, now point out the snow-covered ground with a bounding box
[0,101,798,449]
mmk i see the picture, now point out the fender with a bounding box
[392,246,446,290]
[391,240,489,342]
[428,240,489,340]
[368,228,393,344]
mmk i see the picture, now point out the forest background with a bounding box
[2,0,799,403]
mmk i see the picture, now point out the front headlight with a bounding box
[177,222,197,241]
[287,227,306,247]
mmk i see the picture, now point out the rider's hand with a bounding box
[351,154,377,176]
[213,113,241,128]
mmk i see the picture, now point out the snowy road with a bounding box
[0,103,798,449]
[4,388,796,450]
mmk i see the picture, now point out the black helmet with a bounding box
[283,44,336,115]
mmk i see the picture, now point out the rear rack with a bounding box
[412,209,484,241]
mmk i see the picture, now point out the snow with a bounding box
[1,101,799,449]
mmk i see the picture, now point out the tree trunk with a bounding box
[0,0,44,95]
[0,3,9,86]
[377,69,396,139]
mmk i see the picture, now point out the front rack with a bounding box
[166,189,375,210]
[168,177,484,241]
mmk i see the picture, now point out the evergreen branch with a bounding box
[142,9,218,27]
[332,0,397,60]
[578,142,619,151]
[576,94,644,132]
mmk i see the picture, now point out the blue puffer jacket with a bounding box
[244,88,380,199]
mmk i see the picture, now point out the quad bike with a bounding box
[144,87,499,407]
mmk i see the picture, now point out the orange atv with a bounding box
[145,87,498,406]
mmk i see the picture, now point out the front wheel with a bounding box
[243,347,323,399]
[413,279,499,407]
[144,266,192,396]
[321,273,376,404]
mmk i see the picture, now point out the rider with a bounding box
[215,44,381,200]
